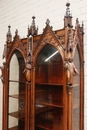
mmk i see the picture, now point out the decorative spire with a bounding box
[46,19,50,25]
[28,16,38,36]
[6,25,12,42]
[64,2,73,28]
[75,18,84,35]
[65,2,72,17]
[15,29,18,36]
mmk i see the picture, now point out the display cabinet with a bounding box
[0,2,84,130]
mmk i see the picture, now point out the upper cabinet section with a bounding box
[1,2,84,87]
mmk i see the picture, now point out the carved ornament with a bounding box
[7,30,27,62]
[33,20,64,63]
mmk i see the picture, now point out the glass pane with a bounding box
[8,51,25,130]
[73,47,80,130]
[35,44,63,130]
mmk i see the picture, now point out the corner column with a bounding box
[67,85,73,130]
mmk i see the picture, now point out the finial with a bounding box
[6,25,12,42]
[7,25,11,35]
[76,18,79,23]
[32,16,35,22]
[46,19,50,25]
[64,2,73,28]
[31,16,35,27]
[65,1,72,17]
[15,29,18,36]
[75,18,80,29]
[27,16,38,36]
[8,25,11,30]
[66,1,70,7]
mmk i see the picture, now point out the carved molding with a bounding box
[0,62,6,84]
[33,23,64,65]
[7,31,27,63]
[67,85,73,95]
[3,44,7,59]
[64,19,81,86]
[65,18,81,62]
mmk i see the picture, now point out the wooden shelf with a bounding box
[35,82,63,86]
[35,90,47,93]
[35,105,53,114]
[9,110,25,120]
[9,94,25,100]
[8,126,18,130]
[36,119,62,130]
[9,80,25,83]
[40,101,63,108]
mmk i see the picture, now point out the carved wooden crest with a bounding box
[64,18,84,86]
[65,18,83,61]
[33,19,64,65]
[4,29,27,63]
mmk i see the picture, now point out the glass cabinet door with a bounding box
[8,51,26,130]
[35,44,63,130]
[73,48,80,130]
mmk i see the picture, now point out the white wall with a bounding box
[0,0,87,130]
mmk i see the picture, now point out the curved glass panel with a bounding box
[8,51,26,130]
[35,44,63,130]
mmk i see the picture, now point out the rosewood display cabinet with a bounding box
[0,3,84,130]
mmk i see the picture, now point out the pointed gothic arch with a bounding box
[33,23,65,66]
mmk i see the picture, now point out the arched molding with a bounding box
[33,24,65,66]
[6,35,27,64]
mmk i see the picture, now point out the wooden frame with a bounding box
[0,2,84,130]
